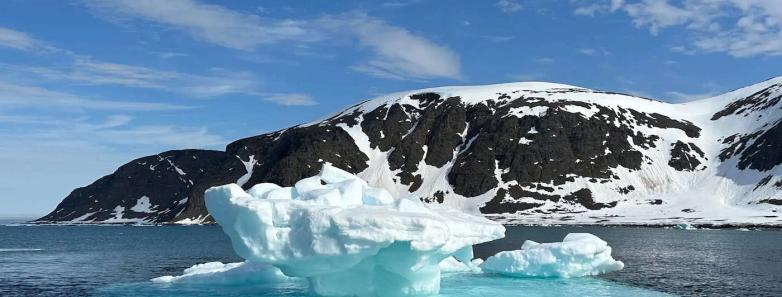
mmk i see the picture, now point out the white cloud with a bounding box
[0,27,40,50]
[574,0,782,57]
[0,26,66,54]
[665,90,718,102]
[0,81,189,111]
[0,114,224,149]
[507,73,547,81]
[578,48,611,56]
[83,1,462,80]
[6,58,318,106]
[496,0,523,13]
[579,48,596,55]
[536,57,555,64]
[480,35,515,42]
[573,0,624,16]
[262,93,317,106]
[382,0,423,8]
[83,0,313,51]
[333,13,462,80]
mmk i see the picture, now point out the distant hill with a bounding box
[38,78,782,225]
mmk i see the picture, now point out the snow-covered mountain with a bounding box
[37,78,782,225]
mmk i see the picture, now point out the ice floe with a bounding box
[480,233,624,278]
[152,261,290,284]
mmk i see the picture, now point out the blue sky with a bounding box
[1,0,781,216]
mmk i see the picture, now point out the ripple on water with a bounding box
[94,274,672,297]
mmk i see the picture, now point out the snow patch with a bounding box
[130,196,156,213]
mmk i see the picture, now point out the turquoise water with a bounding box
[95,272,671,297]
[1,223,780,296]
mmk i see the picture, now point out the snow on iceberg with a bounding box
[151,261,291,285]
[480,233,624,278]
[204,164,506,297]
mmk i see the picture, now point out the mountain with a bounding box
[37,78,782,225]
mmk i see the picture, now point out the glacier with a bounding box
[158,165,625,296]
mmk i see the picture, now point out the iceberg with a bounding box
[156,165,627,296]
[480,233,624,278]
[204,164,506,297]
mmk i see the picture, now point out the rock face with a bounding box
[38,150,246,223]
[38,79,782,224]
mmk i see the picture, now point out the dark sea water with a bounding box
[1,222,780,297]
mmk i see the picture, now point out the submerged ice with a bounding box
[480,233,624,278]
[205,164,505,297]
[157,165,625,296]
[151,261,290,285]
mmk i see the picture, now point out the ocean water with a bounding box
[0,222,779,297]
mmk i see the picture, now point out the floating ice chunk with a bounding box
[247,183,281,199]
[151,261,291,285]
[673,223,696,230]
[204,165,505,297]
[480,233,624,278]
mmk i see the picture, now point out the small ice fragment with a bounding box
[151,261,291,284]
[673,223,696,230]
[480,233,624,278]
[439,257,478,273]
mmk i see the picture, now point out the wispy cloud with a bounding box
[0,81,189,111]
[0,113,226,214]
[382,0,424,8]
[665,90,718,102]
[0,25,316,106]
[507,73,547,81]
[0,114,224,149]
[578,47,611,56]
[262,93,317,106]
[5,58,317,106]
[83,0,314,51]
[0,26,55,52]
[496,0,523,13]
[479,35,515,42]
[573,0,782,57]
[83,1,462,81]
[332,13,462,80]
[573,0,624,16]
[536,57,555,64]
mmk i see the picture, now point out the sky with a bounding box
[1,0,781,217]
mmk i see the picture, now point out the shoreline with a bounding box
[16,221,782,229]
